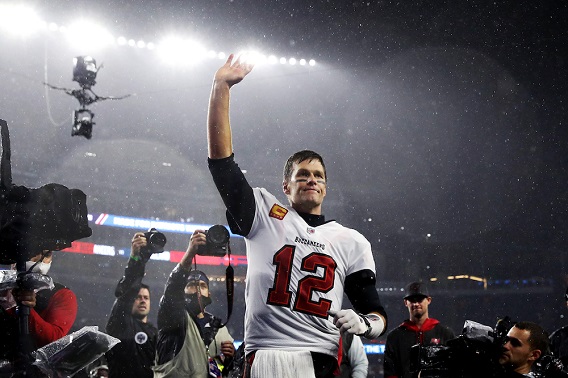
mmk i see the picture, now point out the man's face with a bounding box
[404,296,431,320]
[499,326,539,374]
[185,280,209,297]
[283,159,327,214]
[131,288,150,319]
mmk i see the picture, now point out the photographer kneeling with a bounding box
[153,230,235,378]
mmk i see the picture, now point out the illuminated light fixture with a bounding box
[430,277,438,282]
[237,51,266,65]
[158,37,207,66]
[0,7,319,69]
[65,20,114,50]
[73,56,98,88]
[0,4,44,36]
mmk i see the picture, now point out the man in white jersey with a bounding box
[206,54,388,378]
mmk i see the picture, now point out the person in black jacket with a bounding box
[105,232,157,378]
[550,287,568,372]
[153,230,235,378]
[499,321,549,377]
[384,282,454,378]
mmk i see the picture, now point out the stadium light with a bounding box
[0,5,318,67]
[64,20,115,51]
[0,4,44,37]
[157,37,207,66]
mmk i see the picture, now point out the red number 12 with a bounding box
[267,245,337,318]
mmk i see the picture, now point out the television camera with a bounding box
[412,317,567,378]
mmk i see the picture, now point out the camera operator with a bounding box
[499,321,550,377]
[105,232,158,378]
[153,230,235,378]
[550,287,568,372]
[0,250,78,362]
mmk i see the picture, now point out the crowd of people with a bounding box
[0,54,566,378]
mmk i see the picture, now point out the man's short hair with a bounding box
[140,283,150,296]
[283,150,327,183]
[514,321,549,353]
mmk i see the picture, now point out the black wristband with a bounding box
[358,314,371,337]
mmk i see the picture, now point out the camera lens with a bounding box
[207,225,230,244]
[148,232,166,249]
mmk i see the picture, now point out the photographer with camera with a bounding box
[105,231,161,378]
[153,229,235,378]
[0,250,78,363]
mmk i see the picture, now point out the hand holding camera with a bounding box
[132,228,167,262]
[196,225,230,257]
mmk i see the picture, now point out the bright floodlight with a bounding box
[309,59,316,66]
[288,58,297,65]
[158,37,207,66]
[236,51,264,65]
[65,20,115,50]
[0,4,44,36]
[268,55,278,64]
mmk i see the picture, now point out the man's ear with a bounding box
[283,181,290,195]
[528,349,542,362]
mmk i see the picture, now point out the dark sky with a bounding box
[1,0,567,335]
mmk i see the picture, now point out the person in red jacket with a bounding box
[0,250,77,362]
[383,282,455,378]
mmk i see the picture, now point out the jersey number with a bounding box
[267,245,337,318]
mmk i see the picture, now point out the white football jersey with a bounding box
[243,188,376,358]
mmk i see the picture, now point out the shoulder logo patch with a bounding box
[269,204,288,220]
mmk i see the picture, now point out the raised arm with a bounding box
[207,54,254,159]
[157,231,203,332]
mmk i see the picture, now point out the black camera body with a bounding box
[142,228,167,255]
[197,225,230,257]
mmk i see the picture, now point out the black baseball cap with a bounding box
[187,270,209,287]
[404,282,430,300]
